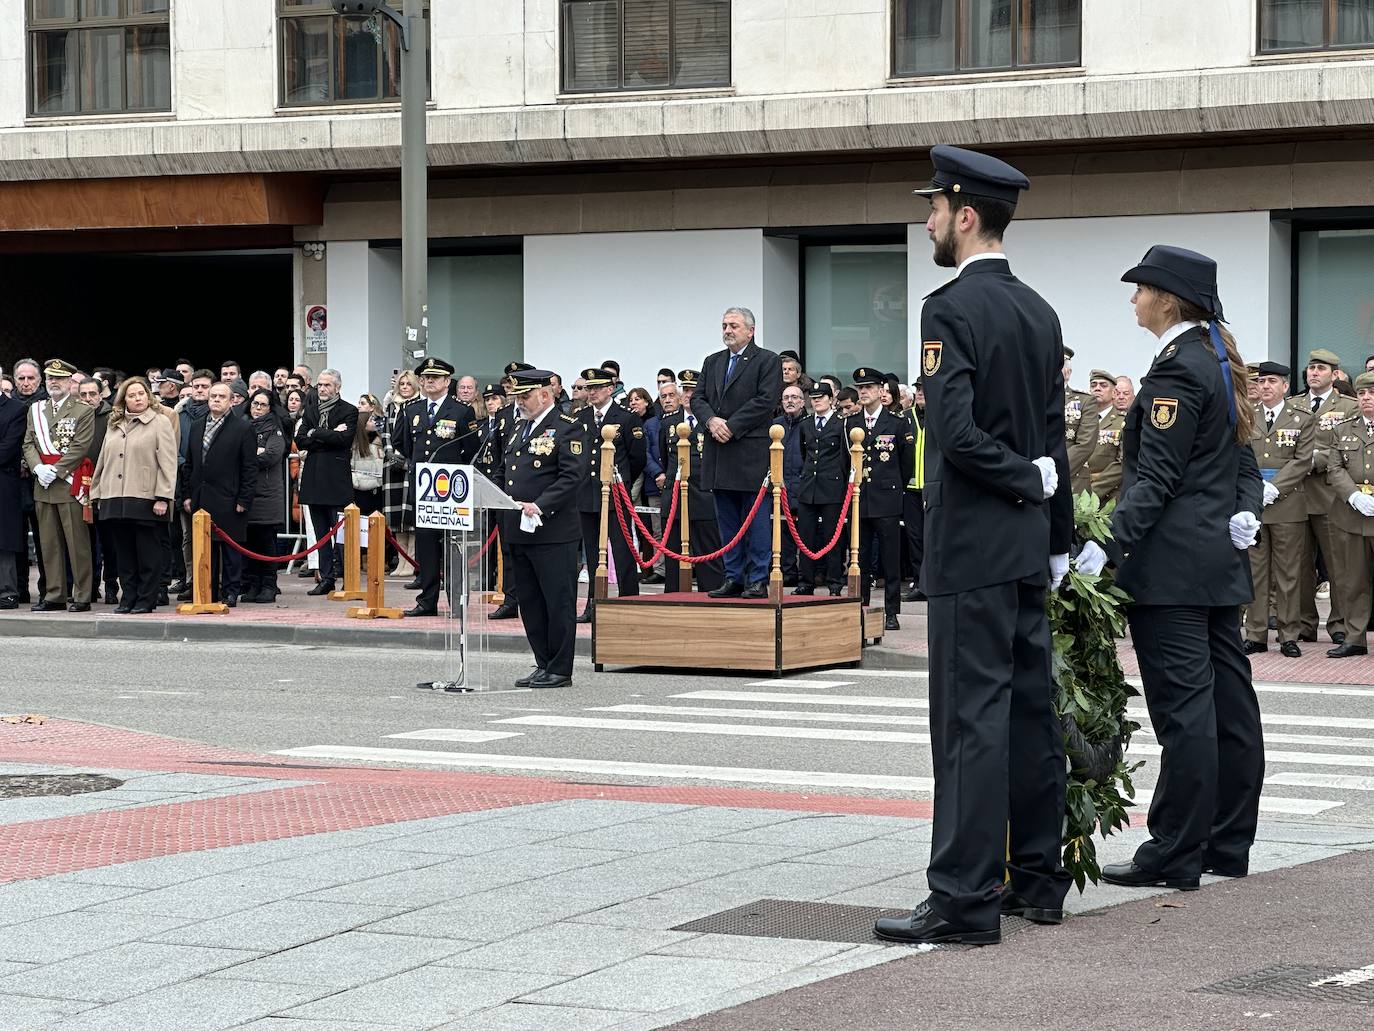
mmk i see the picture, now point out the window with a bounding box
[278,0,430,107]
[1296,228,1374,375]
[561,0,730,93]
[1259,0,1374,53]
[27,0,170,116]
[804,245,909,382]
[892,0,1080,77]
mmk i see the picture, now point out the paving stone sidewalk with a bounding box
[1,757,1368,1031]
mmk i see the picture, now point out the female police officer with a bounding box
[1078,245,1265,889]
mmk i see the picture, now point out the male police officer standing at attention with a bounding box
[876,146,1073,946]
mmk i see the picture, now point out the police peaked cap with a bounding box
[677,369,700,386]
[43,358,79,378]
[807,382,834,398]
[508,369,555,394]
[503,361,535,377]
[580,367,615,387]
[912,145,1030,204]
[1120,245,1225,321]
[415,357,455,377]
[851,368,884,386]
[482,382,506,398]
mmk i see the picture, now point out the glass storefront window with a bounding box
[427,253,525,387]
[803,245,909,381]
[1297,228,1374,378]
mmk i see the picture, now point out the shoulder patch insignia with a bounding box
[1149,397,1179,430]
[922,341,942,376]
[570,440,583,456]
[631,427,643,439]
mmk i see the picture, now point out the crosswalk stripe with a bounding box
[1128,709,1374,731]
[271,746,936,792]
[385,729,524,743]
[745,680,855,690]
[1266,773,1374,792]
[1129,678,1374,699]
[829,670,927,679]
[1126,742,1374,770]
[593,704,930,727]
[493,715,925,744]
[1135,727,1374,750]
[1130,788,1342,816]
[675,691,927,709]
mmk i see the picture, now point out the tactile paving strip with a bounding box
[1200,965,1374,1005]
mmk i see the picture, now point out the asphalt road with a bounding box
[3,636,1373,826]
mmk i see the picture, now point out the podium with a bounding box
[412,466,521,693]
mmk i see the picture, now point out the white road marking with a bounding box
[1135,727,1374,750]
[676,691,927,709]
[829,670,928,679]
[1310,964,1374,988]
[746,680,854,690]
[1128,709,1374,731]
[128,690,199,696]
[594,704,929,728]
[1128,742,1374,770]
[1131,788,1343,816]
[1129,678,1374,699]
[271,746,936,792]
[1266,773,1374,792]
[494,715,924,744]
[385,729,524,743]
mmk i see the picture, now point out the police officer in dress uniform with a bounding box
[844,369,912,630]
[1322,370,1374,658]
[901,378,928,602]
[1078,245,1266,889]
[1244,362,1314,657]
[875,148,1073,946]
[394,357,480,617]
[477,382,520,620]
[575,367,646,621]
[792,382,848,595]
[1297,348,1358,645]
[1070,369,1126,502]
[659,369,725,593]
[502,370,587,689]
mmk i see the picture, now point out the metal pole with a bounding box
[401,0,428,367]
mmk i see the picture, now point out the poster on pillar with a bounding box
[305,305,327,354]
[415,463,475,531]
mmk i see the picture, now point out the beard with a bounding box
[931,223,958,268]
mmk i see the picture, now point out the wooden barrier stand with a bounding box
[348,512,403,620]
[768,423,785,604]
[847,426,865,598]
[593,423,617,604]
[329,504,366,602]
[176,510,228,615]
[675,422,692,594]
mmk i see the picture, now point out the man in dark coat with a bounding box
[293,368,359,596]
[690,307,783,597]
[184,381,258,605]
[660,369,724,593]
[0,391,27,608]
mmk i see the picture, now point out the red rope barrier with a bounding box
[383,527,418,571]
[212,516,346,563]
[468,525,499,568]
[612,479,768,566]
[779,482,855,561]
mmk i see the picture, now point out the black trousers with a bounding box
[902,490,924,587]
[859,515,901,615]
[18,505,45,599]
[927,580,1071,928]
[90,520,119,598]
[510,539,578,677]
[168,509,186,582]
[307,504,341,581]
[663,516,724,593]
[208,537,242,601]
[1127,604,1265,878]
[109,519,162,609]
[245,524,281,584]
[580,509,639,603]
[414,527,447,611]
[797,501,845,588]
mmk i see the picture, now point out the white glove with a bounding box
[33,464,58,488]
[1349,492,1374,518]
[1076,540,1108,577]
[1261,481,1279,507]
[1228,512,1261,549]
[1049,553,1069,590]
[1032,457,1058,501]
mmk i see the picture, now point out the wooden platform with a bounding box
[592,593,865,676]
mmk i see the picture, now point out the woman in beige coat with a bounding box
[90,377,177,614]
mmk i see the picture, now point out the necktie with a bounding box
[816,416,823,431]
[522,418,534,443]
[427,401,437,424]
[1266,411,1275,434]
[1312,397,1322,413]
[725,353,739,383]
[687,415,695,431]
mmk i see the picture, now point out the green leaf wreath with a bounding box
[1049,491,1142,891]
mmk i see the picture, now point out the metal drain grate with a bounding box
[1201,965,1374,1005]
[671,898,1030,948]
[0,774,123,800]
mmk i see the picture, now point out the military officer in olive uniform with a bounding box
[1070,369,1126,501]
[393,357,480,617]
[576,366,646,620]
[793,382,849,595]
[1244,361,1315,657]
[1297,347,1358,644]
[502,370,587,689]
[659,369,724,593]
[844,368,913,631]
[1063,346,1094,461]
[1323,370,1374,658]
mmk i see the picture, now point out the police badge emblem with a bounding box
[922,341,942,376]
[570,440,583,456]
[1150,397,1179,430]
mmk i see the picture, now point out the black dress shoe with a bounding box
[708,580,744,598]
[640,571,663,584]
[176,588,193,601]
[741,581,768,599]
[129,604,154,615]
[901,588,926,602]
[1100,861,1199,890]
[791,584,816,596]
[999,889,1063,925]
[1280,640,1301,658]
[307,580,335,597]
[67,602,91,613]
[826,582,845,596]
[1241,640,1268,655]
[114,603,134,614]
[30,600,63,612]
[1327,643,1368,658]
[490,603,519,620]
[873,900,999,946]
[103,588,119,605]
[404,605,438,617]
[575,609,593,624]
[515,667,546,688]
[1267,615,1278,630]
[884,614,901,631]
[0,599,17,610]
[297,567,316,578]
[403,577,422,591]
[156,589,169,607]
[1332,631,1347,646]
[530,671,572,689]
[224,594,237,608]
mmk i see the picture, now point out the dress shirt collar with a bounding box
[1157,320,1202,355]
[956,251,1006,276]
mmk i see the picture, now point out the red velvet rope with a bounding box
[212,516,346,563]
[779,482,855,561]
[383,524,497,570]
[612,479,768,566]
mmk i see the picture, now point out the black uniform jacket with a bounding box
[576,403,646,514]
[796,412,849,506]
[475,408,513,484]
[0,394,28,553]
[919,257,1073,597]
[294,397,359,508]
[659,412,713,516]
[186,413,258,540]
[502,408,587,545]
[395,395,480,472]
[844,410,912,518]
[1108,326,1262,606]
[691,341,783,492]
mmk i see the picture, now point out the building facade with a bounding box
[2,1,1373,394]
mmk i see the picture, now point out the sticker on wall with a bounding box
[305,305,327,355]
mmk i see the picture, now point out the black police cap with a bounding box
[416,357,455,377]
[807,382,834,398]
[508,369,555,395]
[1255,361,1290,379]
[912,145,1030,205]
[851,367,884,386]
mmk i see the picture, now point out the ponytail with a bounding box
[1175,298,1255,445]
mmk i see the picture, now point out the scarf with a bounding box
[316,393,339,428]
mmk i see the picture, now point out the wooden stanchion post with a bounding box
[176,509,227,615]
[847,427,865,598]
[595,423,617,603]
[330,504,366,601]
[349,513,403,619]
[676,422,693,594]
[768,423,785,604]
[491,526,506,606]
